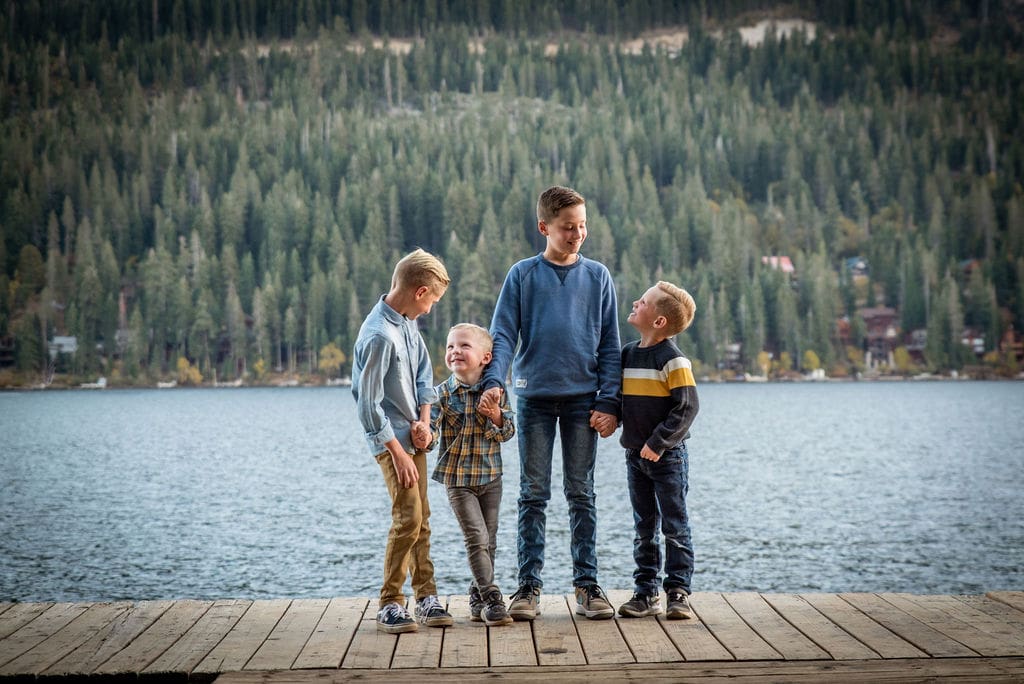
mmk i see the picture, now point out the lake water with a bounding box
[1,382,1022,602]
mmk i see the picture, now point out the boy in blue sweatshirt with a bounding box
[481,185,621,621]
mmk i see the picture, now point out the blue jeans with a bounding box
[626,444,694,594]
[516,395,599,588]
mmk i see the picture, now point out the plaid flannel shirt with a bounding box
[430,374,515,488]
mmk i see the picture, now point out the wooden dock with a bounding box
[2,590,1024,682]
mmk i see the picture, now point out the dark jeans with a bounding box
[626,444,694,595]
[446,478,502,596]
[516,394,599,588]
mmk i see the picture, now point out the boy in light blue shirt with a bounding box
[351,248,454,634]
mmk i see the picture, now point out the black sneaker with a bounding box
[482,589,513,626]
[469,585,484,622]
[415,594,454,627]
[377,602,418,634]
[574,584,614,619]
[665,589,693,619]
[508,584,541,621]
[617,591,662,618]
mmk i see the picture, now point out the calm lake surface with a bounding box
[2,382,1022,602]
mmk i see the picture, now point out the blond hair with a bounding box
[537,185,585,223]
[449,322,493,353]
[392,248,450,293]
[654,281,696,336]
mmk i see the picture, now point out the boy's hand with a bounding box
[480,386,503,409]
[478,391,502,423]
[589,410,617,438]
[410,420,430,449]
[640,444,661,462]
[391,450,419,488]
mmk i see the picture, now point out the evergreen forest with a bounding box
[2,0,1023,387]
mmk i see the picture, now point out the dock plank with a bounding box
[490,612,537,666]
[607,590,681,664]
[990,591,1024,613]
[958,594,1024,630]
[533,591,585,666]
[341,601,396,669]
[761,593,879,660]
[0,602,54,641]
[840,592,977,657]
[724,592,830,660]
[689,592,782,661]
[881,593,1024,656]
[139,599,248,676]
[193,598,292,674]
[391,597,446,669]
[0,602,130,676]
[801,593,926,659]
[245,598,330,671]
[566,593,633,665]
[293,597,367,669]
[0,603,89,668]
[438,594,487,668]
[44,600,174,675]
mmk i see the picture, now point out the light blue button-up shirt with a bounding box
[351,295,438,457]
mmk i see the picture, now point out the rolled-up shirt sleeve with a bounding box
[355,333,396,449]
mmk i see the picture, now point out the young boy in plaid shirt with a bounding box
[431,323,516,625]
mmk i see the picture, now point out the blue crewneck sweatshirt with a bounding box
[484,254,621,415]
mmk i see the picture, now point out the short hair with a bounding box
[654,281,696,336]
[449,323,493,353]
[392,248,450,293]
[537,185,585,223]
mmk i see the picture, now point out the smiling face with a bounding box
[444,326,493,384]
[539,202,587,265]
[627,286,666,336]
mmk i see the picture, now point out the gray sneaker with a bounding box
[482,589,513,626]
[665,589,693,619]
[415,595,454,627]
[617,591,662,618]
[574,584,614,619]
[508,584,541,621]
[469,585,484,622]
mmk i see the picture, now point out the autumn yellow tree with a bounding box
[318,342,347,378]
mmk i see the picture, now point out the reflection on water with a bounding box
[1,382,1022,602]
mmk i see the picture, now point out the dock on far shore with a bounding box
[2,590,1024,682]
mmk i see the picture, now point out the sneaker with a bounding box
[481,590,513,626]
[574,584,614,620]
[508,584,541,621]
[665,589,693,619]
[415,595,454,627]
[617,591,662,618]
[469,585,484,622]
[377,602,418,634]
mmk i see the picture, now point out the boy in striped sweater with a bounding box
[617,281,700,620]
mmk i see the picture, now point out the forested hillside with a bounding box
[2,0,1022,386]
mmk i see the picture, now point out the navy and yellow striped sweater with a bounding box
[619,338,699,453]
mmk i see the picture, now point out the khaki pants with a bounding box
[376,450,437,608]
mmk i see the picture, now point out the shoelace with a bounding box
[381,604,408,620]
[419,595,442,612]
[511,586,536,601]
[582,585,605,600]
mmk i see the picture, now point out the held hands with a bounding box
[589,410,617,438]
[479,387,504,424]
[410,420,431,450]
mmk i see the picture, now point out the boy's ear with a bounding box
[482,350,493,365]
[537,220,549,236]
[414,285,430,299]
[652,315,668,329]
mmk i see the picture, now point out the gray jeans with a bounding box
[447,478,503,596]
